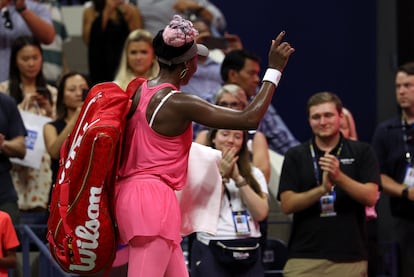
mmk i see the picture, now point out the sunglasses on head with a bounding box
[2,8,13,30]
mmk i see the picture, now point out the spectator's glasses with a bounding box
[2,8,13,30]
[218,101,245,109]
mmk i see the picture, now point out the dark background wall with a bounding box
[210,0,395,144]
[397,0,414,65]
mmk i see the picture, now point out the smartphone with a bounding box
[202,36,228,50]
[36,87,49,95]
[36,87,52,102]
[82,88,89,101]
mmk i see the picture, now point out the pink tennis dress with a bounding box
[115,81,192,247]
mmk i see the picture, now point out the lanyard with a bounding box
[401,116,412,164]
[223,184,234,211]
[309,141,343,186]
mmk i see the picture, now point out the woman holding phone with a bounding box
[43,71,91,204]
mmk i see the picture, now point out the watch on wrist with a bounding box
[235,177,247,188]
[402,187,409,199]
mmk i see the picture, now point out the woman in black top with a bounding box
[43,72,90,203]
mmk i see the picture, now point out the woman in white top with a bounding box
[191,127,269,276]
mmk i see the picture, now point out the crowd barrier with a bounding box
[14,224,79,277]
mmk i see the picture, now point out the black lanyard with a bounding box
[309,141,343,186]
[223,185,234,211]
[401,116,412,164]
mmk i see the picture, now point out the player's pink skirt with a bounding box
[115,174,182,246]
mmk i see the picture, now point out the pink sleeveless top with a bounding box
[118,81,193,190]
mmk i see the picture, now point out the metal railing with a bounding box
[15,224,79,277]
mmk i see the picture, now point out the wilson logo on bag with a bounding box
[47,78,144,274]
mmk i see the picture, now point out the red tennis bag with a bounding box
[47,78,144,274]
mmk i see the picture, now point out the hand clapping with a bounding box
[218,147,238,179]
[319,152,340,184]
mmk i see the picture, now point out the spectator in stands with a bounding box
[372,62,414,277]
[0,36,57,223]
[221,49,300,154]
[0,210,20,275]
[82,0,143,85]
[190,128,268,276]
[43,71,90,204]
[278,92,379,276]
[193,83,271,264]
[0,0,55,82]
[114,29,159,90]
[0,93,26,226]
[40,0,70,86]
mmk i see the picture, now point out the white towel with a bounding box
[176,142,222,236]
[268,149,285,200]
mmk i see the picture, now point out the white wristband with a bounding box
[262,68,282,86]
